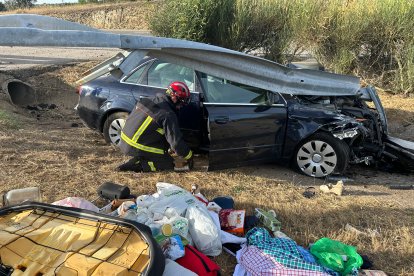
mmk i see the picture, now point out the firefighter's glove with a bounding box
[173,155,193,172]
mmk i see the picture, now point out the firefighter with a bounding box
[117,81,193,172]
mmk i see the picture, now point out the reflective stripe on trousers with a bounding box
[121,115,164,155]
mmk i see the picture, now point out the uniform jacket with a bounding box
[119,93,192,160]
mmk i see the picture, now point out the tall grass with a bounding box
[308,0,414,94]
[150,0,414,95]
[0,110,21,129]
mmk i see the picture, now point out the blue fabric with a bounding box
[297,245,317,264]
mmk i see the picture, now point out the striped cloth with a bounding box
[239,245,331,276]
[245,227,329,273]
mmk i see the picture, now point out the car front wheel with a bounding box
[294,132,349,178]
[103,112,129,146]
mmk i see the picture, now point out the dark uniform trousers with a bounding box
[118,94,192,172]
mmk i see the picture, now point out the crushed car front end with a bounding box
[285,85,414,174]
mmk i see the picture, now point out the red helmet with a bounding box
[166,81,191,105]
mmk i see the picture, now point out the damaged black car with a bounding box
[76,56,414,177]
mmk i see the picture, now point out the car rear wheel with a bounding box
[294,132,349,178]
[103,112,129,146]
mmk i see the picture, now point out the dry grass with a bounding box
[0,64,413,275]
[0,1,157,30]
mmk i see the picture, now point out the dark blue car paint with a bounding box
[205,104,288,170]
[282,102,351,161]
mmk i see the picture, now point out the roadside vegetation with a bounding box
[2,0,412,95]
[0,109,21,129]
[150,0,414,96]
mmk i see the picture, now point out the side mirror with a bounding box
[265,92,278,106]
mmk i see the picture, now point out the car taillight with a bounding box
[76,86,82,95]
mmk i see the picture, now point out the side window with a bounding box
[147,60,194,91]
[123,65,146,84]
[200,73,278,104]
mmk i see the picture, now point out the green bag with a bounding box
[310,237,363,275]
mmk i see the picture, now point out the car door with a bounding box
[122,59,203,148]
[198,72,288,170]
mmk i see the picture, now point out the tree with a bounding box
[4,0,36,10]
[0,2,7,11]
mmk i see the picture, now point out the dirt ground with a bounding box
[1,63,414,275]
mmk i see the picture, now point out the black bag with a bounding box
[97,182,130,200]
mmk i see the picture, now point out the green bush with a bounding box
[307,0,414,95]
[0,2,7,11]
[150,0,414,95]
[4,0,36,10]
[0,110,21,130]
[149,0,296,62]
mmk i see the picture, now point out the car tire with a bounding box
[293,132,349,178]
[103,112,129,146]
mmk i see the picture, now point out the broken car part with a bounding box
[0,202,164,275]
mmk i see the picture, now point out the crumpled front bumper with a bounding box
[383,136,414,171]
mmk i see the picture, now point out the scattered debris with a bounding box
[254,208,282,234]
[345,223,380,238]
[325,175,354,183]
[0,182,388,275]
[359,270,388,276]
[303,186,316,198]
[320,180,344,196]
[26,103,57,111]
[388,184,414,190]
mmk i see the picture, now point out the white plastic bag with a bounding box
[149,183,202,216]
[186,205,222,256]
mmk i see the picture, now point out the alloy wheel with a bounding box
[108,118,126,145]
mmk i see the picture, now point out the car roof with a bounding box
[0,14,360,96]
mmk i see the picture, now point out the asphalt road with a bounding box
[0,46,121,70]
[0,30,151,70]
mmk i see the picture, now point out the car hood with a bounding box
[0,14,360,96]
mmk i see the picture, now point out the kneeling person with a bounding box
[118,81,193,172]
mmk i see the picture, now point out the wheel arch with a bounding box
[99,108,131,132]
[284,117,355,162]
[98,98,135,132]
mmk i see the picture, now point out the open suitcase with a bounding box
[0,202,164,275]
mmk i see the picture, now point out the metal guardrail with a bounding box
[0,14,361,96]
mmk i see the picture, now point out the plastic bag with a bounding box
[310,237,363,275]
[149,183,202,216]
[186,205,222,256]
[52,197,99,212]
